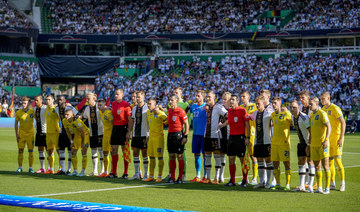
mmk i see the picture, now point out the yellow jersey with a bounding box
[322,103,343,136]
[147,109,167,136]
[310,109,330,147]
[15,108,35,135]
[46,105,60,133]
[271,111,292,145]
[99,109,113,134]
[62,118,89,136]
[240,103,257,136]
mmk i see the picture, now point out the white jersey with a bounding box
[131,104,149,137]
[34,105,47,134]
[205,103,228,139]
[82,104,104,136]
[251,106,274,145]
[292,111,310,144]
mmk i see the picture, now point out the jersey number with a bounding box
[279,114,285,120]
[284,151,289,158]
[248,106,253,111]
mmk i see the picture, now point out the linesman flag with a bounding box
[123,139,132,163]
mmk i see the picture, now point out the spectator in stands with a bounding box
[0,0,33,29]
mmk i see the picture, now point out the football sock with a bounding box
[285,168,291,185]
[143,156,149,177]
[72,153,78,170]
[253,161,258,180]
[258,161,265,184]
[158,157,164,177]
[195,154,201,178]
[18,151,24,167]
[329,159,335,181]
[39,151,45,170]
[134,157,140,175]
[98,148,104,173]
[214,154,221,180]
[28,150,34,168]
[82,154,87,170]
[273,167,281,185]
[266,162,273,185]
[111,154,118,175]
[220,155,226,181]
[309,165,315,187]
[325,169,331,189]
[182,150,187,176]
[67,150,72,171]
[149,157,156,177]
[335,158,345,181]
[103,153,109,173]
[59,150,66,172]
[229,164,236,183]
[203,154,207,178]
[299,165,306,187]
[316,169,323,188]
[305,162,309,185]
[124,159,129,174]
[178,159,185,180]
[205,154,212,179]
[91,149,98,173]
[49,153,55,170]
[170,159,176,181]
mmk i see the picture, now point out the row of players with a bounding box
[14,88,346,194]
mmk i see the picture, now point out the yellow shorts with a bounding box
[271,144,290,162]
[46,133,59,150]
[102,132,112,152]
[18,133,34,150]
[246,135,255,156]
[73,133,90,150]
[147,134,164,158]
[329,135,342,157]
[310,145,329,161]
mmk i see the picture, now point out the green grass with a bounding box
[1,128,360,211]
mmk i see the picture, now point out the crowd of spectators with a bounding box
[0,0,33,29]
[0,59,40,87]
[284,0,360,30]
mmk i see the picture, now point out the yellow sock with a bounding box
[335,158,345,181]
[150,157,156,177]
[325,170,331,189]
[104,154,109,173]
[273,168,281,185]
[316,169,323,188]
[29,150,34,167]
[285,168,291,185]
[18,152,24,167]
[72,154,78,170]
[49,155,55,169]
[329,159,335,181]
[253,162,258,179]
[82,154,87,170]
[158,158,164,177]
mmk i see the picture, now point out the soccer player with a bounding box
[260,89,272,109]
[33,95,47,173]
[97,99,113,177]
[45,94,60,174]
[127,91,149,180]
[83,93,104,176]
[309,97,331,194]
[144,97,167,182]
[271,97,292,191]
[219,94,250,187]
[189,90,207,182]
[289,100,313,191]
[108,88,132,178]
[166,94,189,184]
[320,91,346,191]
[63,109,90,177]
[15,97,35,173]
[130,91,138,109]
[240,91,258,185]
[202,90,228,184]
[299,90,312,116]
[218,92,231,183]
[252,95,274,189]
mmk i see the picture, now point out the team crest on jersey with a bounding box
[328,110,331,115]
[117,109,121,115]
[234,117,238,122]
[30,114,33,118]
[150,119,152,123]
[172,116,177,122]
[315,115,319,120]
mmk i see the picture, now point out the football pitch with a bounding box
[1,128,360,212]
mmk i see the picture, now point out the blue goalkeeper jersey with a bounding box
[190,103,207,136]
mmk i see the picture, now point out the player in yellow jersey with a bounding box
[144,97,168,182]
[45,95,60,174]
[270,97,292,191]
[15,97,35,173]
[320,91,346,191]
[97,99,113,177]
[63,109,90,177]
[308,97,331,194]
[240,91,258,185]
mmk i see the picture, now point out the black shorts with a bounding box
[90,135,103,148]
[227,134,246,157]
[204,137,221,152]
[297,143,308,157]
[111,125,128,146]
[254,144,271,158]
[131,136,148,149]
[35,133,46,147]
[167,131,184,154]
[58,133,72,149]
[220,138,228,154]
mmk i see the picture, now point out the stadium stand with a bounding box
[0,0,34,28]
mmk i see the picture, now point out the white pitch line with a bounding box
[27,165,360,198]
[343,152,360,155]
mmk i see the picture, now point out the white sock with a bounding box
[266,162,273,185]
[258,161,265,184]
[143,156,149,177]
[299,165,306,187]
[219,155,226,181]
[205,154,212,179]
[305,162,309,184]
[309,165,315,187]
[98,148,104,173]
[59,150,66,172]
[134,157,140,175]
[91,149,98,173]
[39,151,45,170]
[214,154,221,180]
[67,150,72,172]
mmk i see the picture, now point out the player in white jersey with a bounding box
[127,90,150,180]
[33,95,47,173]
[290,100,314,191]
[201,90,228,184]
[252,95,274,189]
[218,92,231,183]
